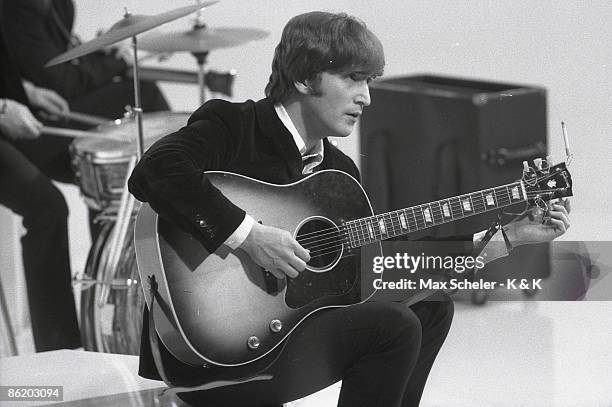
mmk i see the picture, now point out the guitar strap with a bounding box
[146,276,275,395]
[471,213,514,269]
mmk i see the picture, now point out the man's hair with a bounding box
[265,11,385,103]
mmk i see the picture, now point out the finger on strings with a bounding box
[288,256,307,272]
[302,237,342,254]
[293,242,311,262]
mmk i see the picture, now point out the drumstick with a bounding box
[41,126,124,141]
[54,110,109,127]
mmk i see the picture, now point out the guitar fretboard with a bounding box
[344,181,526,248]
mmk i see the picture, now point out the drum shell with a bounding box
[80,217,144,355]
[70,112,190,210]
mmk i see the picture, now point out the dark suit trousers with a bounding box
[177,296,454,407]
[0,138,80,351]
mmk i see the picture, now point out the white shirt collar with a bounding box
[274,103,324,174]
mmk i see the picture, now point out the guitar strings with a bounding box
[299,173,565,247]
[307,191,517,245]
[297,186,521,244]
[303,184,564,249]
[299,185,567,258]
[295,183,525,242]
[300,193,520,255]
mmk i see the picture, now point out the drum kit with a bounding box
[45,1,269,354]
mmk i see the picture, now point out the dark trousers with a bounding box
[175,295,454,407]
[0,138,80,351]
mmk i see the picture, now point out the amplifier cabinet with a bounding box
[360,75,550,286]
[360,74,547,237]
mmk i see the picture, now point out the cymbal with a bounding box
[46,2,219,67]
[138,26,269,53]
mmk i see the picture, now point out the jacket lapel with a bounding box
[255,98,303,179]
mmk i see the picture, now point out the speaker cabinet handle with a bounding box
[482,142,546,166]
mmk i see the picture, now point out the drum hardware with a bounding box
[78,216,142,354]
[139,3,268,104]
[73,276,138,290]
[96,156,138,309]
[48,4,218,354]
[45,3,218,66]
[46,1,218,159]
[89,165,140,353]
[0,278,19,355]
[204,69,236,98]
[49,1,264,355]
[126,66,236,98]
[70,112,191,211]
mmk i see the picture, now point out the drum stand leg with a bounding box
[95,156,138,353]
[193,51,209,105]
[0,277,19,356]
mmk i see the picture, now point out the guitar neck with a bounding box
[345,181,527,248]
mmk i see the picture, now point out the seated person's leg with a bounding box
[402,292,455,406]
[12,134,73,183]
[170,301,423,407]
[0,139,80,351]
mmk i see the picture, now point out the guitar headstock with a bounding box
[522,158,573,203]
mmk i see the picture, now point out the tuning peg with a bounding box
[534,158,543,170]
[545,155,553,167]
[523,161,529,172]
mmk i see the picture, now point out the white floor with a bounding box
[2,300,612,407]
[289,301,612,407]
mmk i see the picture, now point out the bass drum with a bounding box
[80,218,144,355]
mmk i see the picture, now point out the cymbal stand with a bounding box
[193,1,209,105]
[193,49,210,105]
[94,10,143,351]
[130,25,145,158]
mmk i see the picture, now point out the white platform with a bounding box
[2,298,612,407]
[0,350,162,406]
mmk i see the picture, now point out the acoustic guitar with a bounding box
[134,160,572,367]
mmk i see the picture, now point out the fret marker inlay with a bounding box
[511,186,520,199]
[486,194,494,206]
[378,219,386,235]
[462,199,472,211]
[400,213,408,229]
[423,207,432,223]
[442,203,451,217]
[367,222,374,239]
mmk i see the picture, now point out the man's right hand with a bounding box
[0,99,42,140]
[239,222,311,279]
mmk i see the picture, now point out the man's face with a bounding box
[302,71,373,138]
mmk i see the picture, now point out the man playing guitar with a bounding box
[128,11,570,407]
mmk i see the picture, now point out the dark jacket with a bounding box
[0,0,28,140]
[129,97,361,381]
[129,98,360,254]
[3,0,127,99]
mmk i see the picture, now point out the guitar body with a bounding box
[134,170,381,367]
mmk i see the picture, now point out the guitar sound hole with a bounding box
[295,216,343,272]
